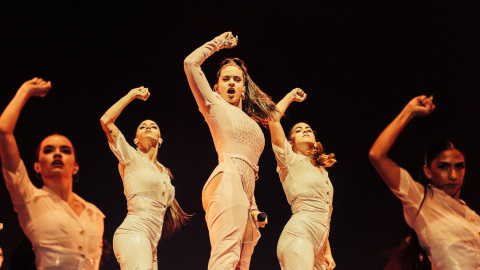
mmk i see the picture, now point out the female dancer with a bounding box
[269,88,336,270]
[184,32,276,269]
[369,95,480,269]
[100,87,189,270]
[0,78,104,269]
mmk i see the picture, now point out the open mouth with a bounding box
[52,160,64,166]
[227,88,236,95]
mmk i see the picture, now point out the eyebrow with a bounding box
[295,126,311,130]
[42,145,72,149]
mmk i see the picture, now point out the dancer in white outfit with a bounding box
[100,87,190,270]
[184,32,276,269]
[0,78,104,269]
[269,88,336,270]
[369,95,480,269]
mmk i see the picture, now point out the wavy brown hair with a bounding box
[216,58,278,126]
[160,167,193,241]
[288,124,337,168]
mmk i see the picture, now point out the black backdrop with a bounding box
[1,1,479,269]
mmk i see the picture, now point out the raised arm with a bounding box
[0,78,51,172]
[184,32,237,113]
[368,95,435,190]
[100,87,149,146]
[268,88,307,148]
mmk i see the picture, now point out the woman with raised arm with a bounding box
[184,32,277,269]
[269,88,336,270]
[369,96,480,269]
[100,87,189,270]
[0,78,104,269]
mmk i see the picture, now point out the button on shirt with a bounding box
[2,160,105,270]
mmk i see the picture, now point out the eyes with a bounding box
[295,129,313,133]
[222,76,242,82]
[436,162,466,170]
[43,146,72,155]
[139,125,158,130]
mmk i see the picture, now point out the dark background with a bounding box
[1,1,479,269]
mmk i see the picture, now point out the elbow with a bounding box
[0,125,11,137]
[183,56,196,71]
[100,115,111,127]
[368,149,382,166]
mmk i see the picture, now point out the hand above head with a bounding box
[289,88,307,102]
[129,86,150,101]
[216,31,238,49]
[406,95,435,117]
[20,77,52,97]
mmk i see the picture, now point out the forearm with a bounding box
[268,92,295,147]
[0,88,32,171]
[275,92,295,120]
[0,87,31,135]
[184,37,223,110]
[100,92,137,125]
[325,239,332,255]
[369,105,415,162]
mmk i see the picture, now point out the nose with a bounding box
[449,168,458,181]
[53,148,62,158]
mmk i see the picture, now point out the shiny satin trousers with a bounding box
[205,156,260,270]
[277,198,331,270]
[113,194,166,270]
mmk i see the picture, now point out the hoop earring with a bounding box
[35,172,44,185]
[73,173,79,183]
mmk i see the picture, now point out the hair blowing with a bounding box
[160,168,192,241]
[385,138,465,270]
[216,58,278,127]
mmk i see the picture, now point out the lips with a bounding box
[227,88,236,94]
[51,160,64,166]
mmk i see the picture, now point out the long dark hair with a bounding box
[216,58,278,126]
[160,168,193,241]
[386,138,465,270]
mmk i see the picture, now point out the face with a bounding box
[0,246,3,268]
[34,135,78,180]
[136,120,161,145]
[290,122,316,146]
[424,149,465,199]
[216,65,245,107]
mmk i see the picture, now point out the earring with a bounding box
[35,172,44,185]
[133,138,138,144]
[73,173,79,183]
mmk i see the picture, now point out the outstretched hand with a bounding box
[216,31,238,49]
[129,86,150,101]
[407,95,435,117]
[290,88,307,102]
[20,77,52,97]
